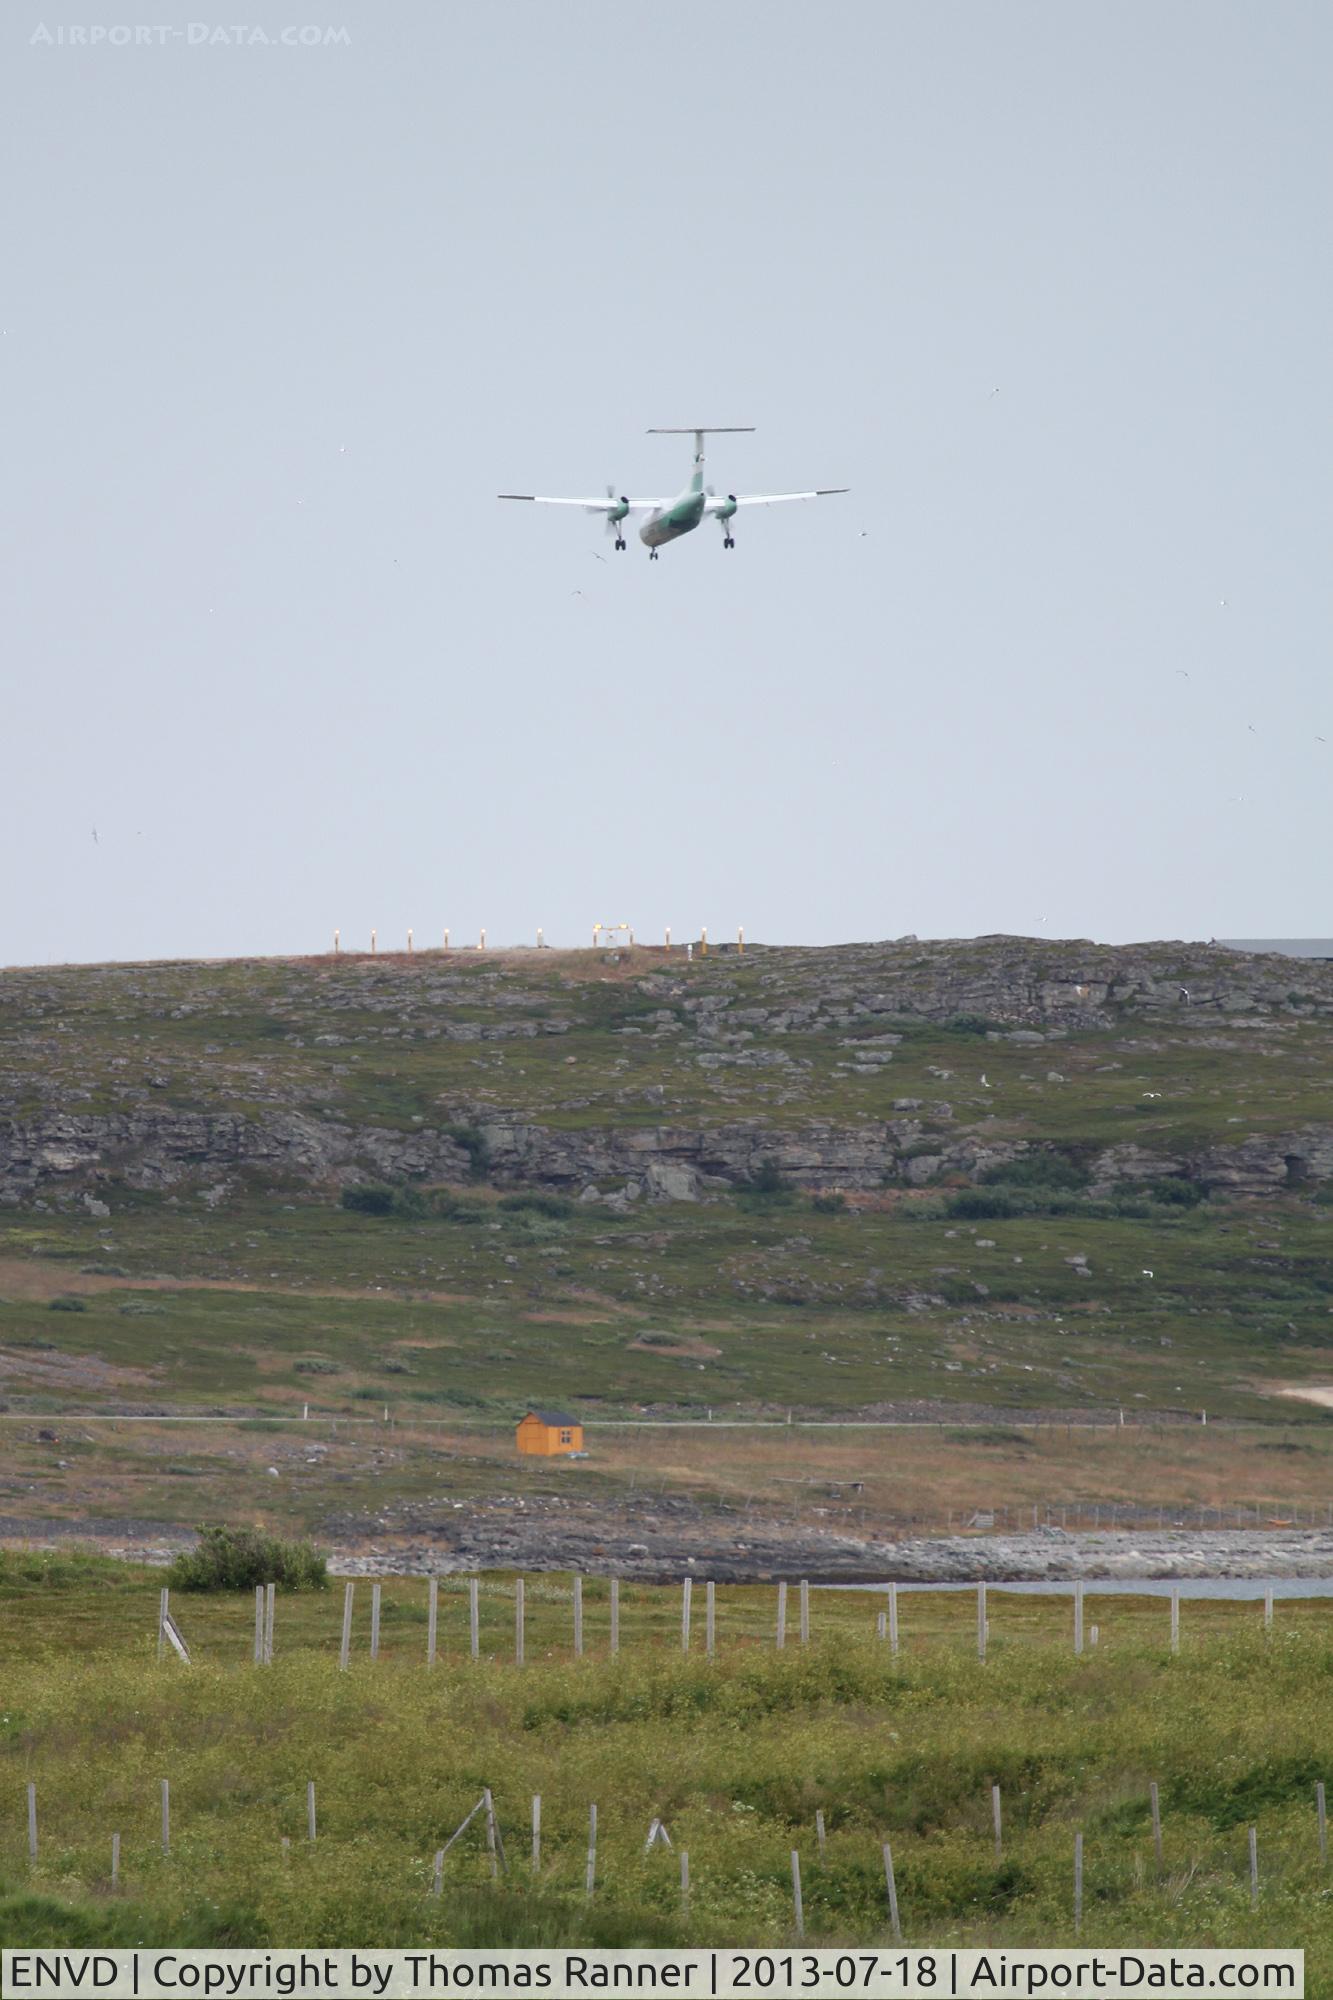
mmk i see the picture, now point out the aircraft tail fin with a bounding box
[648,426,754,493]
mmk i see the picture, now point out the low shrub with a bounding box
[981,1152,1089,1192]
[942,1013,1002,1036]
[168,1525,328,1593]
[47,1295,87,1313]
[341,1183,425,1219]
[340,1184,395,1216]
[498,1192,574,1220]
[1142,1177,1206,1207]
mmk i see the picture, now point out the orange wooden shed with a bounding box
[516,1409,584,1457]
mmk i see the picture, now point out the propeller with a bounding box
[605,485,629,536]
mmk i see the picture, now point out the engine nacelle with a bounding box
[608,494,631,523]
[713,494,738,521]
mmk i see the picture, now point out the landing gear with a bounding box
[614,536,626,551]
[648,548,659,560]
[723,534,735,549]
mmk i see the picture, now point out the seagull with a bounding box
[1175,669,1189,678]
[1317,736,1327,745]
[989,387,1000,397]
[91,827,99,845]
[591,552,607,564]
[1178,988,1190,1004]
[1143,1091,1162,1099]
[1142,1269,1154,1278]
[980,1073,991,1088]
[1247,724,1257,734]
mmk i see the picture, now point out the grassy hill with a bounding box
[1,938,1332,1539]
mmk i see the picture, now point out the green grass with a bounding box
[2,1567,1332,1958]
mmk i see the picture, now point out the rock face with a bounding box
[0,1111,473,1200]
[3,934,1332,1204]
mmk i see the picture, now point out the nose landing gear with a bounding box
[648,548,660,560]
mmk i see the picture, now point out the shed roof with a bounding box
[522,1409,580,1427]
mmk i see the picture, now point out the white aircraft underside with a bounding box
[499,427,847,557]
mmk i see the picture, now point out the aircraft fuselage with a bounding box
[640,488,707,548]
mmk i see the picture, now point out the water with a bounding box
[847,1577,1333,1601]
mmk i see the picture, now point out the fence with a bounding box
[148,1571,1317,1673]
[18,1768,1321,1939]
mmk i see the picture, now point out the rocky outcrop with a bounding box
[0,1110,472,1201]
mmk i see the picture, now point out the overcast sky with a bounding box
[4,2,1329,966]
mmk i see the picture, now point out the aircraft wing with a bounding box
[498,494,665,512]
[708,488,849,510]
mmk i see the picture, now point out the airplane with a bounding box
[499,427,848,558]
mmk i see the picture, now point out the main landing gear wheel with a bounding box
[614,537,626,551]
[723,536,735,549]
[649,549,659,560]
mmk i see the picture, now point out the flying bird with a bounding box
[91,827,99,845]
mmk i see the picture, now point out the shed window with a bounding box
[559,1428,573,1445]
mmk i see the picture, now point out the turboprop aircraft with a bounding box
[499,428,848,558]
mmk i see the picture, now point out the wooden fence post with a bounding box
[158,1586,169,1662]
[799,1578,810,1646]
[339,1582,354,1671]
[531,1794,541,1874]
[111,1832,120,1889]
[1170,1587,1180,1654]
[876,1612,887,1642]
[1264,1586,1274,1633]
[776,1582,787,1649]
[26,1782,36,1859]
[977,1581,987,1662]
[1150,1781,1163,1876]
[1074,1831,1083,1933]
[265,1581,275,1664]
[1249,1826,1258,1907]
[682,1576,692,1653]
[516,1579,526,1666]
[307,1781,316,1842]
[706,1580,716,1657]
[992,1784,1002,1860]
[610,1578,620,1657]
[574,1575,584,1657]
[1318,1781,1327,1866]
[370,1582,382,1662]
[882,1841,901,1941]
[815,1809,826,1856]
[161,1779,170,1855]
[1074,1580,1084,1657]
[431,1849,443,1897]
[470,1577,480,1660]
[790,1850,805,1938]
[427,1579,438,1667]
[253,1585,264,1664]
[888,1582,899,1655]
[586,1804,597,1898]
[484,1788,499,1880]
